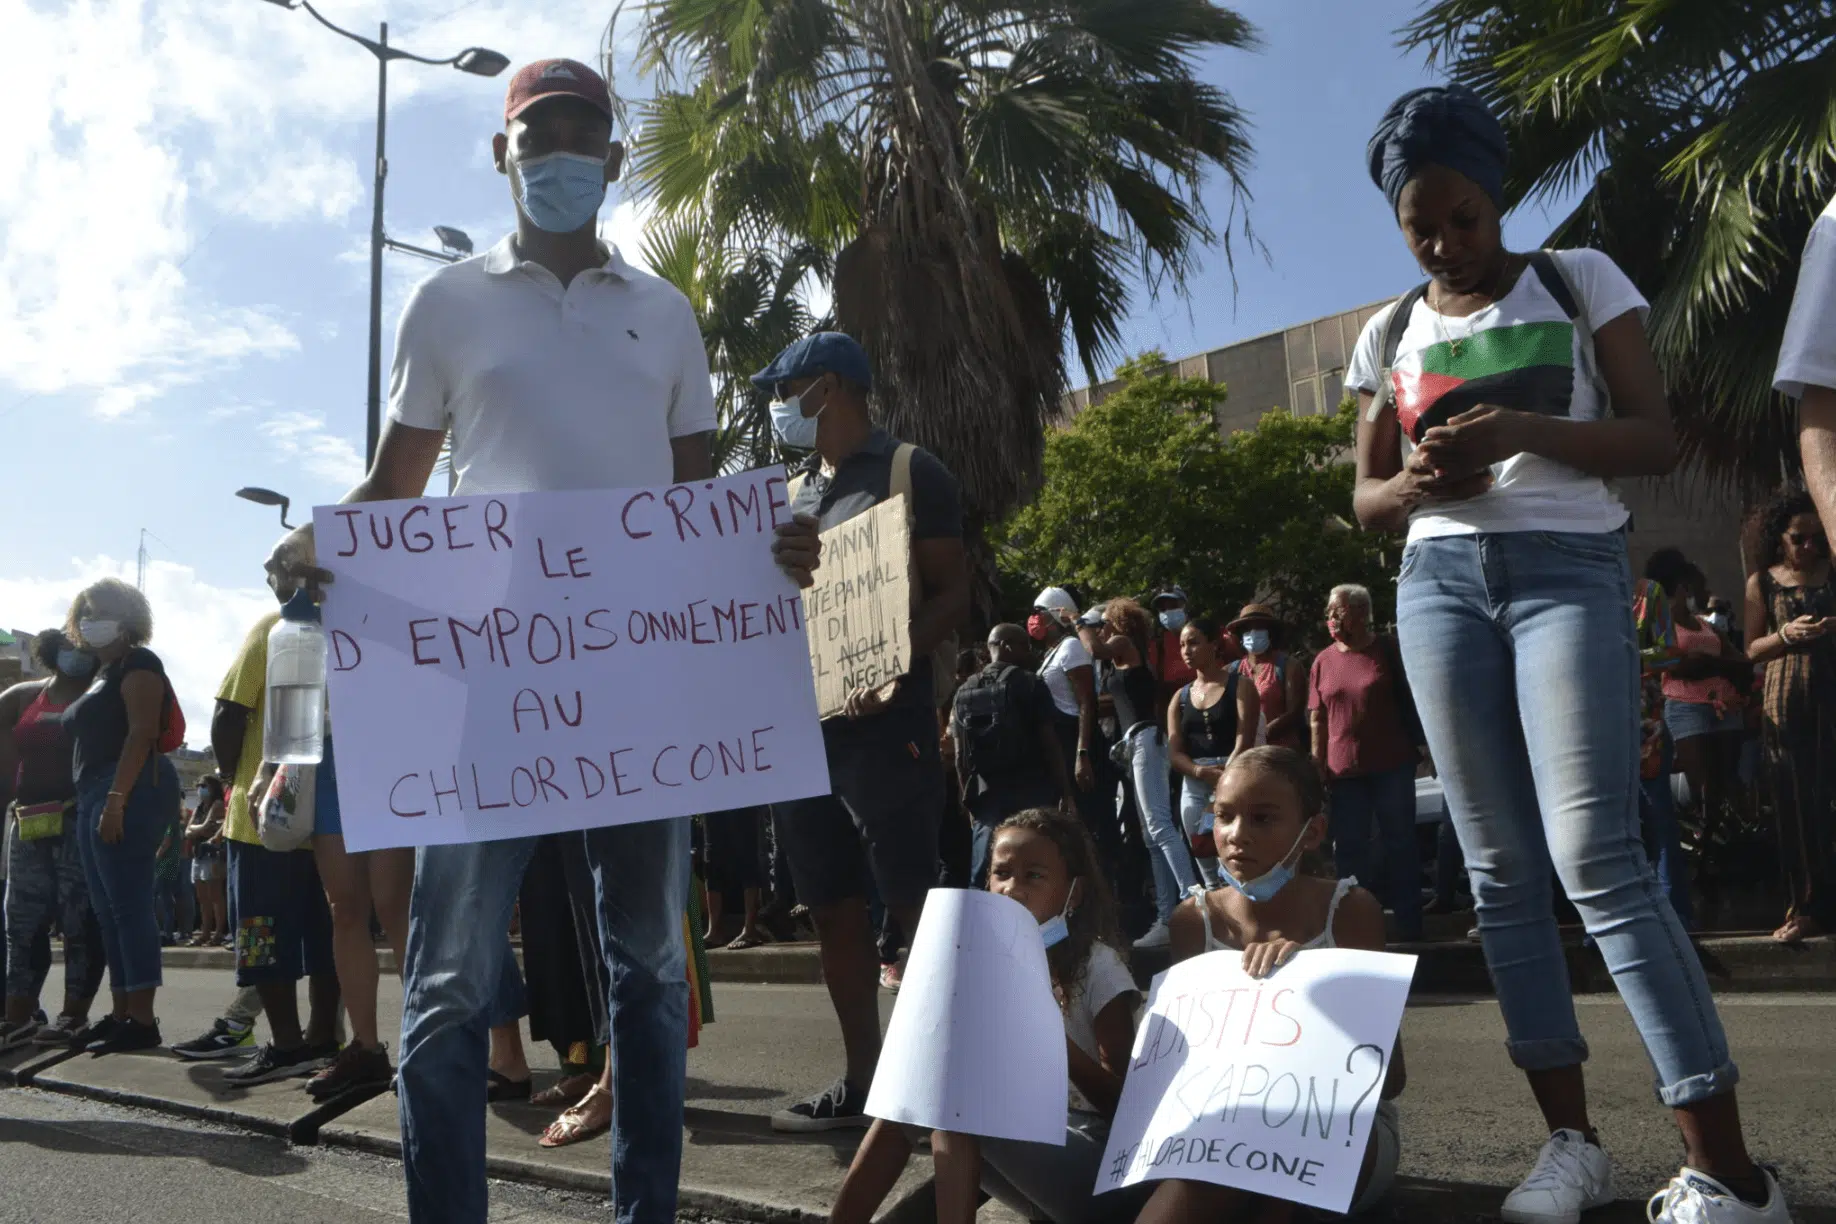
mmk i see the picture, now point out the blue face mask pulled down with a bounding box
[770,385,824,450]
[1218,825,1310,904]
[1038,884,1079,949]
[56,648,95,678]
[513,152,608,234]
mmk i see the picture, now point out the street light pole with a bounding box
[367,21,389,466]
[258,1,507,467]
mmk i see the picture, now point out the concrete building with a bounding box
[1065,300,1749,603]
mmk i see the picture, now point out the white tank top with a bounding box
[1188,878,1358,953]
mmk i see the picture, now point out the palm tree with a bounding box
[639,219,824,473]
[1403,2,1836,493]
[613,0,1258,609]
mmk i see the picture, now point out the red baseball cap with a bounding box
[504,58,613,124]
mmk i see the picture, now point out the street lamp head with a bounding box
[454,47,510,77]
[236,487,296,530]
[433,226,474,256]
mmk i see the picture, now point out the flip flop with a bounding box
[539,1085,612,1149]
[725,932,770,950]
[486,1069,533,1102]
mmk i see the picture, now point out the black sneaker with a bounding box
[170,1018,256,1061]
[0,1019,41,1051]
[223,1041,336,1086]
[771,1078,870,1132]
[86,1017,161,1055]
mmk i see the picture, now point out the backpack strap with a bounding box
[1366,282,1430,423]
[1527,250,1581,321]
[1528,249,1611,413]
[889,442,916,506]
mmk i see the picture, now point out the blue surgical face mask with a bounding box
[1158,609,1187,632]
[1037,884,1079,949]
[1239,629,1271,655]
[56,648,95,678]
[512,151,608,234]
[1218,824,1311,904]
[769,382,825,450]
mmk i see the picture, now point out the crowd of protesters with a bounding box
[12,63,1836,1224]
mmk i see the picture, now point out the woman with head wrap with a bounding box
[1347,86,1789,1224]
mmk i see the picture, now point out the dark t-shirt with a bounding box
[1307,641,1415,778]
[791,428,963,722]
[1105,663,1159,733]
[1177,682,1240,760]
[11,687,76,806]
[65,647,165,787]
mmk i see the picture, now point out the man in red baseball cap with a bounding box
[489,57,623,278]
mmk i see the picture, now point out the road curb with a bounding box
[63,932,1836,993]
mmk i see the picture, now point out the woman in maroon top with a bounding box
[1308,584,1424,940]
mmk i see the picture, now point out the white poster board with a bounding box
[802,495,912,718]
[864,889,1068,1145]
[314,470,830,851]
[1097,948,1416,1214]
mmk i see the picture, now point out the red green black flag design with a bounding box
[1392,319,1574,443]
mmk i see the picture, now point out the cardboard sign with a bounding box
[1097,947,1417,1214]
[801,495,913,718]
[314,470,831,851]
[864,889,1068,1144]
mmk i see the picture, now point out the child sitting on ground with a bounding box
[1136,746,1406,1224]
[830,807,1152,1224]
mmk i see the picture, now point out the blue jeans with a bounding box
[1122,728,1195,924]
[1326,763,1422,939]
[73,759,174,995]
[398,819,690,1224]
[1398,530,1734,1106]
[1179,759,1227,889]
[1640,727,1694,930]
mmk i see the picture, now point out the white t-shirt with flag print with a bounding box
[1346,247,1648,543]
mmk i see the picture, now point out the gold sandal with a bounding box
[538,1085,612,1149]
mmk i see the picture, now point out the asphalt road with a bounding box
[0,1088,619,1223]
[5,963,1831,1220]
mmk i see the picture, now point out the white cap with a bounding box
[1032,586,1079,627]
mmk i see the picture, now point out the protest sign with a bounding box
[1097,947,1416,1214]
[801,495,912,718]
[313,469,830,851]
[864,889,1067,1145]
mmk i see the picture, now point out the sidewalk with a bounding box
[6,966,1834,1222]
[97,922,1836,993]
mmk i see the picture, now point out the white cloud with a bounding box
[0,0,625,418]
[0,558,276,751]
[258,411,366,486]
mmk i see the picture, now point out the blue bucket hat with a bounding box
[751,331,874,393]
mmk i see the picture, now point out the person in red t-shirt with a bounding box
[1149,589,1236,716]
[1308,583,1424,940]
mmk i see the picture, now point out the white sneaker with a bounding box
[1132,922,1171,951]
[1501,1129,1614,1224]
[1647,1166,1791,1224]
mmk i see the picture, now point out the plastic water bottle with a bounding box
[264,590,326,765]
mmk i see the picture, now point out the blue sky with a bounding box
[0,0,1579,738]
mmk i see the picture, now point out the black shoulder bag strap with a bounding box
[1365,282,1431,424]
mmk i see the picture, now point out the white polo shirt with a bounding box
[387,236,717,495]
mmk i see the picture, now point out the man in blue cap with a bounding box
[752,331,969,1131]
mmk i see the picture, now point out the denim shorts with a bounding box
[315,738,343,838]
[1663,698,1743,742]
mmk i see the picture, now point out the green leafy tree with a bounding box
[1000,356,1394,638]
[615,0,1258,607]
[1403,2,1836,490]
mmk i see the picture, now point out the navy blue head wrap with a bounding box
[1366,84,1509,214]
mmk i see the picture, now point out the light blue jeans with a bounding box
[398,819,690,1224]
[1123,728,1196,924]
[1179,758,1227,889]
[1397,530,1735,1106]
